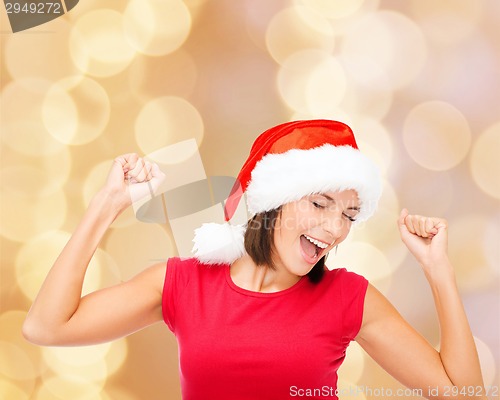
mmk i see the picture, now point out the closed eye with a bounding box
[312,201,326,209]
[343,213,357,222]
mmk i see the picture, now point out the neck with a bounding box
[230,254,302,293]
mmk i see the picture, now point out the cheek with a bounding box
[275,226,295,248]
[339,224,352,241]
[286,216,314,233]
[273,226,301,259]
[281,202,315,230]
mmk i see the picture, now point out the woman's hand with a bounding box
[397,208,450,272]
[102,153,166,213]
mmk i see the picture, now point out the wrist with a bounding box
[89,188,128,220]
[421,258,456,285]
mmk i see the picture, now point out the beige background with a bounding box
[1,0,499,399]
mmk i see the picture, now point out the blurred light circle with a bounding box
[339,55,393,120]
[351,180,400,244]
[0,312,26,343]
[340,83,393,122]
[243,0,289,51]
[36,375,103,399]
[403,101,471,171]
[294,0,365,19]
[0,188,66,242]
[350,180,408,279]
[2,166,60,198]
[0,379,29,400]
[291,109,353,127]
[69,9,137,77]
[474,336,497,386]
[341,11,427,89]
[183,0,209,16]
[448,215,492,292]
[93,247,122,289]
[195,54,279,126]
[483,212,500,277]
[1,79,65,156]
[470,122,500,199]
[100,386,140,400]
[337,341,365,382]
[339,54,389,90]
[42,360,108,392]
[266,6,335,65]
[45,343,111,368]
[350,118,392,174]
[82,160,110,207]
[410,0,483,45]
[42,77,110,146]
[324,0,381,37]
[329,240,392,284]
[410,33,498,121]
[0,341,36,380]
[0,147,71,196]
[5,18,84,84]
[105,338,128,376]
[0,311,45,377]
[15,231,103,300]
[277,49,334,113]
[305,56,347,115]
[128,50,198,102]
[134,96,204,155]
[105,223,173,281]
[123,0,192,56]
[398,168,454,218]
[42,83,78,144]
[15,231,72,301]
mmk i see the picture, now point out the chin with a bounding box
[288,260,315,277]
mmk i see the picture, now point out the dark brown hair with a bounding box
[244,208,325,283]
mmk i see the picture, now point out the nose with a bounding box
[321,211,346,243]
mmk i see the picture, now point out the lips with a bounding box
[299,234,330,264]
[303,234,329,249]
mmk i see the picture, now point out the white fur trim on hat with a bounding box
[245,144,381,223]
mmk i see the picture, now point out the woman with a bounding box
[23,120,485,399]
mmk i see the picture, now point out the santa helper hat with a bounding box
[192,119,382,265]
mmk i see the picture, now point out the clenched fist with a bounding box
[103,153,166,212]
[398,208,451,275]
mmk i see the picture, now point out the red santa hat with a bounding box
[192,119,382,264]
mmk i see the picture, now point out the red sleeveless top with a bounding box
[162,257,368,400]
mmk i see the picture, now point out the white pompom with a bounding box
[192,222,246,265]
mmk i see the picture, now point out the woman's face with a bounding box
[273,190,360,276]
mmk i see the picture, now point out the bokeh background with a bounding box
[1,0,499,399]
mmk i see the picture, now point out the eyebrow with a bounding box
[319,194,361,211]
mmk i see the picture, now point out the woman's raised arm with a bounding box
[356,209,486,400]
[22,154,166,346]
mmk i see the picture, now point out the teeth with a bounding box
[304,234,329,249]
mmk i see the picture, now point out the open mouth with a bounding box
[300,234,329,261]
